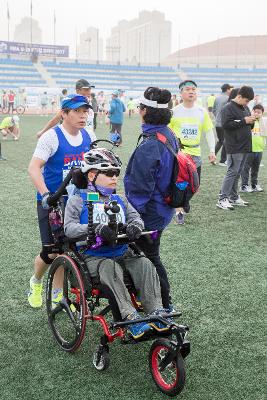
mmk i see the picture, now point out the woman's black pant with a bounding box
[136,231,170,309]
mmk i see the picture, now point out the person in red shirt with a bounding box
[8,90,15,114]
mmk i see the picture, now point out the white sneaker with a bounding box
[216,198,234,210]
[219,162,227,167]
[240,185,252,193]
[251,185,263,192]
[229,197,248,206]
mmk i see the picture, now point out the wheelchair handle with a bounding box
[47,169,74,206]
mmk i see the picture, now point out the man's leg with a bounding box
[219,154,244,200]
[241,153,253,187]
[84,256,134,319]
[229,153,247,201]
[124,255,163,314]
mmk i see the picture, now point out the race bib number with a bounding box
[93,203,126,225]
[181,124,198,139]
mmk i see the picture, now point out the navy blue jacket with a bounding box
[124,123,178,231]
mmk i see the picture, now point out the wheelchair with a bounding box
[45,167,190,397]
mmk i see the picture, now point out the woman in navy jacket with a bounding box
[124,87,178,309]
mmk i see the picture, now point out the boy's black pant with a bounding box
[241,152,262,187]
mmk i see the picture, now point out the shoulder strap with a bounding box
[155,132,178,158]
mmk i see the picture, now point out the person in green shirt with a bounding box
[127,98,135,117]
[0,115,20,140]
[240,104,267,192]
[169,80,216,224]
[207,93,216,112]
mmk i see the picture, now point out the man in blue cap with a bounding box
[27,94,93,308]
[108,89,126,145]
[36,79,96,140]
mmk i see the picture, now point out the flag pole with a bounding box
[30,0,33,46]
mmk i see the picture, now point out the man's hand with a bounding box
[95,224,117,244]
[244,116,256,124]
[41,192,51,209]
[126,221,143,241]
[208,152,216,164]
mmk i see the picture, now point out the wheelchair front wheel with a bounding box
[92,345,110,371]
[149,339,185,397]
[46,254,87,352]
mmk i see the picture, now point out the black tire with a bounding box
[1,107,8,114]
[16,105,25,115]
[149,339,186,397]
[92,345,110,371]
[46,254,87,352]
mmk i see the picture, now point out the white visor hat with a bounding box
[139,95,168,109]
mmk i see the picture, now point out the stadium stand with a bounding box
[0,57,46,89]
[41,60,180,92]
[1,56,267,100]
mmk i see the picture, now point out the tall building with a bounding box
[78,27,103,61]
[13,17,42,44]
[106,10,171,64]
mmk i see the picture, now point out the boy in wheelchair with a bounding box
[63,147,171,339]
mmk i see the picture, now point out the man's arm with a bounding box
[64,196,88,238]
[222,105,255,130]
[36,110,61,138]
[28,157,49,195]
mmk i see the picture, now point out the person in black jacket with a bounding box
[216,86,255,210]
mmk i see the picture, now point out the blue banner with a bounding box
[0,41,69,57]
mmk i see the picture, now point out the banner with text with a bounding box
[0,41,69,57]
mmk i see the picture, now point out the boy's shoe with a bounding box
[252,184,263,192]
[240,185,252,193]
[229,197,248,206]
[28,276,43,308]
[52,288,63,310]
[216,198,234,210]
[149,309,173,332]
[175,211,185,225]
[219,161,227,166]
[126,311,152,339]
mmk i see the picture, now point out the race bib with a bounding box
[86,110,94,129]
[181,124,199,139]
[93,203,126,225]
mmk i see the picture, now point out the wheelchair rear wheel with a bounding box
[46,254,87,352]
[149,339,185,397]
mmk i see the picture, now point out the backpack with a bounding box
[155,132,200,208]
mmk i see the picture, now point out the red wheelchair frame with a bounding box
[45,168,190,397]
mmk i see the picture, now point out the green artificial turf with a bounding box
[0,114,266,400]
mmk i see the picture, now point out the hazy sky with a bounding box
[0,0,267,57]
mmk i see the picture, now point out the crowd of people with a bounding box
[24,77,265,340]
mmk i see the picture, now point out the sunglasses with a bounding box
[100,169,120,177]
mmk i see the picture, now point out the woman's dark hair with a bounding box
[228,88,239,102]
[141,86,172,125]
[253,103,264,113]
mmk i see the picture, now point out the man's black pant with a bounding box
[136,231,170,309]
[215,127,227,163]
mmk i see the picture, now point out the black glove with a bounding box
[95,224,117,244]
[126,221,143,241]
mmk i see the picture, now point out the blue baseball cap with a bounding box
[61,94,90,110]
